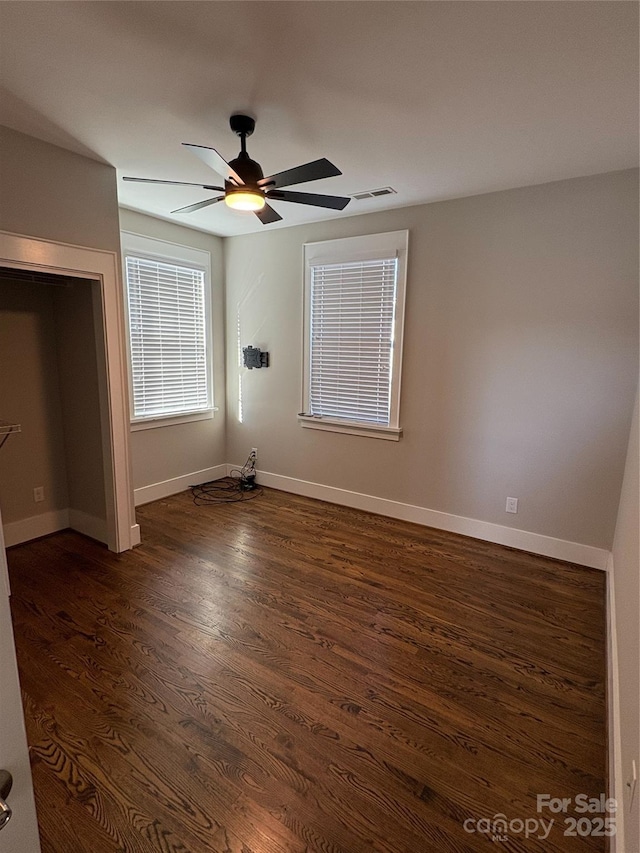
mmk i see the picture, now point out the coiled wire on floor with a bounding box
[190,454,262,504]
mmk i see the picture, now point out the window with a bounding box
[301,230,408,440]
[121,233,213,429]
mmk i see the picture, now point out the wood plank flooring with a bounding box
[8,486,607,852]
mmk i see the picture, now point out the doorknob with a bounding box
[0,770,13,830]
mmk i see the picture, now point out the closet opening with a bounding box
[0,230,138,556]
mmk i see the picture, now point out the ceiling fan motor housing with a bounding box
[227,152,264,190]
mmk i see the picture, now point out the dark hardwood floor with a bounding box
[8,486,607,852]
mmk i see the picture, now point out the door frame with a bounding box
[0,230,139,552]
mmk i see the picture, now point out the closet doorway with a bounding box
[0,231,138,556]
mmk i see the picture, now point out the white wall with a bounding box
[0,277,108,541]
[0,125,120,252]
[611,389,639,852]
[0,280,69,524]
[0,127,226,525]
[224,169,638,551]
[0,125,124,541]
[118,209,226,492]
[53,282,106,522]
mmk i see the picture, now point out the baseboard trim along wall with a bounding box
[2,509,70,548]
[134,465,228,506]
[606,555,625,853]
[133,463,610,569]
[68,509,108,545]
[233,466,611,570]
[2,508,108,547]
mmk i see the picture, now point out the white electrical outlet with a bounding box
[250,447,258,460]
[506,497,518,514]
[33,486,45,503]
[627,759,637,811]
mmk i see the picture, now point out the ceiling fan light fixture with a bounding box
[225,189,265,211]
[124,115,348,225]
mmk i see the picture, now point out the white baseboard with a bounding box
[133,462,611,569]
[606,555,625,853]
[242,467,611,570]
[2,509,69,547]
[130,523,141,547]
[134,464,228,506]
[2,508,111,548]
[68,509,108,544]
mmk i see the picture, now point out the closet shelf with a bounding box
[0,420,21,436]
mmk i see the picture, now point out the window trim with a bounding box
[301,230,408,439]
[120,231,214,428]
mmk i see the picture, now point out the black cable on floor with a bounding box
[190,476,263,505]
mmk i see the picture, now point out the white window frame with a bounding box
[120,232,215,431]
[300,230,408,440]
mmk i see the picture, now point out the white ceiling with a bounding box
[0,2,637,237]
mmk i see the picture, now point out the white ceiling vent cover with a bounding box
[352,187,397,200]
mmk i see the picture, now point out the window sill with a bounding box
[298,415,402,441]
[131,408,218,432]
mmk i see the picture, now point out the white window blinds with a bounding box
[125,256,210,419]
[309,257,398,425]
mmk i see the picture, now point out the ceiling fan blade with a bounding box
[259,158,342,190]
[254,203,283,225]
[170,196,225,215]
[182,143,244,185]
[122,176,224,190]
[267,190,350,210]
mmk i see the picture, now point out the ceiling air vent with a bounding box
[352,187,397,200]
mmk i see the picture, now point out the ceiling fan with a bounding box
[123,114,351,225]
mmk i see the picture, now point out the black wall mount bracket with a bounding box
[243,345,269,369]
